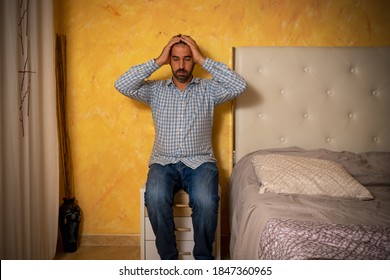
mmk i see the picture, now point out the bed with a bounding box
[229,47,390,260]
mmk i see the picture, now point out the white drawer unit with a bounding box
[140,187,220,260]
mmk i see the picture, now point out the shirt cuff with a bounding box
[202,58,213,71]
[202,58,228,73]
[148,59,161,71]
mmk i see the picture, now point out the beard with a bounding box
[173,69,192,83]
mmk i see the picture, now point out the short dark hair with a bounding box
[170,34,188,55]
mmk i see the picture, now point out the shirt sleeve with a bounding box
[202,58,247,106]
[114,59,160,105]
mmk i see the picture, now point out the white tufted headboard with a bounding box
[233,47,390,164]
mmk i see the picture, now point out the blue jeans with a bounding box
[145,162,219,260]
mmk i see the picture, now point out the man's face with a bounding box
[169,43,195,84]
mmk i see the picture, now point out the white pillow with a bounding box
[252,154,373,200]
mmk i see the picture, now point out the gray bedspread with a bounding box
[259,218,390,260]
[229,147,390,259]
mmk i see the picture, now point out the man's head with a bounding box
[169,35,195,84]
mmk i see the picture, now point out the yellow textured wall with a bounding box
[55,0,390,237]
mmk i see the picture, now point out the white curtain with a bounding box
[0,0,59,259]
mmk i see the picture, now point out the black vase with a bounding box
[59,198,81,253]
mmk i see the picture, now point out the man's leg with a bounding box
[145,163,180,260]
[183,162,219,260]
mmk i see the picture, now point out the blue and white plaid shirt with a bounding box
[115,58,246,169]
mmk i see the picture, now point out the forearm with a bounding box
[114,59,160,100]
[202,58,247,103]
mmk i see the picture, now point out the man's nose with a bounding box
[179,59,185,68]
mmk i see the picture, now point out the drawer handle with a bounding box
[179,252,192,256]
[175,227,191,232]
[174,203,190,208]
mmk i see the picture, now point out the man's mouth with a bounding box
[177,70,187,75]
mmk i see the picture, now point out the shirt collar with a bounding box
[165,77,201,87]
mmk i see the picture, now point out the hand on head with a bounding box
[155,34,206,66]
[177,35,206,65]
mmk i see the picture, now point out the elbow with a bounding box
[114,78,132,97]
[240,78,247,93]
[236,78,247,96]
[114,79,124,94]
